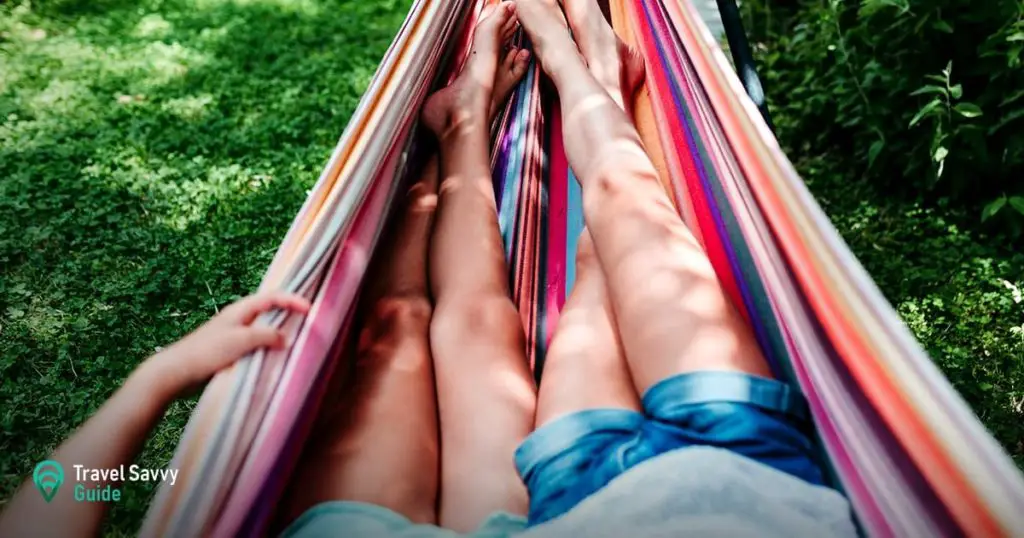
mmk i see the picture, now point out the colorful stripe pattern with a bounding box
[142,2,479,535]
[490,51,573,377]
[616,0,1024,535]
[143,0,1024,536]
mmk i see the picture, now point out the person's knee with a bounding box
[431,293,524,349]
[358,295,433,365]
[364,294,432,334]
[574,231,600,270]
[583,160,663,208]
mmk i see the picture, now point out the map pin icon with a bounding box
[33,460,64,503]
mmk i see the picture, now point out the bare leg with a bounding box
[535,231,640,425]
[424,3,536,531]
[558,0,644,113]
[517,0,771,397]
[279,158,441,527]
[278,21,530,527]
[534,0,643,426]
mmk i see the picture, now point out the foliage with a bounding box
[745,0,1024,231]
[0,0,410,534]
[741,1,1024,463]
[803,161,1024,465]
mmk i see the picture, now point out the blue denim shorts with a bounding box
[513,371,826,526]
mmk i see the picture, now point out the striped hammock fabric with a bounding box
[142,0,1024,536]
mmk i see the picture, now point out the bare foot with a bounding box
[422,2,519,139]
[512,0,585,78]
[489,46,531,121]
[559,0,644,111]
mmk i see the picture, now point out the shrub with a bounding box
[743,0,1024,231]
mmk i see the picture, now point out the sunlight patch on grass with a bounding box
[86,156,275,233]
[29,79,88,115]
[133,13,174,38]
[162,94,216,120]
[4,35,212,112]
[0,0,417,533]
[140,41,210,86]
[192,0,323,16]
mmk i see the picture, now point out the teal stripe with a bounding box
[565,168,584,297]
[498,65,537,259]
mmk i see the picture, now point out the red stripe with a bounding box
[545,101,569,347]
[629,0,746,312]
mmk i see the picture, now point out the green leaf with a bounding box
[925,74,948,84]
[933,146,948,162]
[949,84,962,99]
[909,99,941,127]
[999,89,1024,107]
[1009,197,1024,216]
[982,196,1006,221]
[867,139,885,168]
[932,20,953,33]
[1010,44,1023,68]
[954,102,983,118]
[859,0,910,16]
[1007,32,1024,42]
[910,84,947,97]
[988,108,1024,134]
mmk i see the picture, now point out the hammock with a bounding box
[141,0,1024,536]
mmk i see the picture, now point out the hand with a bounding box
[147,291,311,396]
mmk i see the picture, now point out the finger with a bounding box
[224,291,311,324]
[180,325,280,380]
[241,292,311,325]
[223,326,286,358]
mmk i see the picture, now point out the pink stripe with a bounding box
[210,140,404,537]
[544,103,569,346]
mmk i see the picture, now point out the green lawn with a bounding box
[0,0,411,533]
[1,0,1022,536]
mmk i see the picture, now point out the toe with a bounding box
[512,49,531,76]
[502,48,518,70]
[488,1,516,28]
[502,20,518,42]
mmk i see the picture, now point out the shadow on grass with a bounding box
[0,0,412,532]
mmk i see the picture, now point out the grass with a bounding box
[1,0,1022,535]
[796,156,1024,466]
[814,173,1024,465]
[0,0,411,533]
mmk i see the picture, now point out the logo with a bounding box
[33,460,64,503]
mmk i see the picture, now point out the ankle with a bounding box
[565,2,615,45]
[544,49,589,86]
[437,113,488,142]
[431,92,490,140]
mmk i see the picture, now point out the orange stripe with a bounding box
[608,0,685,220]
